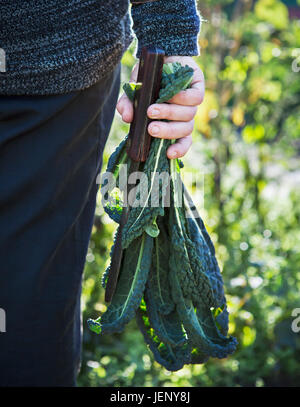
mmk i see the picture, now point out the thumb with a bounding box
[116,62,139,123]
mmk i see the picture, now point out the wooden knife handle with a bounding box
[127,45,165,162]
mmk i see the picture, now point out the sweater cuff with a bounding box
[130,0,201,59]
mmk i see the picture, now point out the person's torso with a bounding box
[0,0,134,95]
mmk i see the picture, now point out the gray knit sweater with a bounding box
[0,0,201,95]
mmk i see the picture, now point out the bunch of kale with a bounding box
[88,63,237,371]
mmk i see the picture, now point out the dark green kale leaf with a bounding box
[123,82,142,102]
[121,138,171,249]
[184,188,230,335]
[145,216,174,315]
[168,178,215,309]
[169,252,237,359]
[166,164,238,359]
[101,135,129,224]
[156,65,194,103]
[144,286,186,347]
[87,232,153,334]
[136,300,191,372]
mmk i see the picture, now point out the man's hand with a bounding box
[116,56,205,159]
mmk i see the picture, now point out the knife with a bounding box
[104,45,165,303]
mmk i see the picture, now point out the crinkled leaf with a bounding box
[184,190,230,334]
[144,285,186,347]
[146,217,174,315]
[89,233,153,334]
[136,301,190,372]
[122,138,171,249]
[168,182,215,309]
[169,254,237,359]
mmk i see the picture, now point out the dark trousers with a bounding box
[0,63,121,386]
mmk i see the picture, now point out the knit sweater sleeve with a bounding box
[130,0,202,58]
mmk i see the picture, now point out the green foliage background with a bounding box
[77,0,300,387]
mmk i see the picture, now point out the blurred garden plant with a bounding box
[78,0,300,387]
